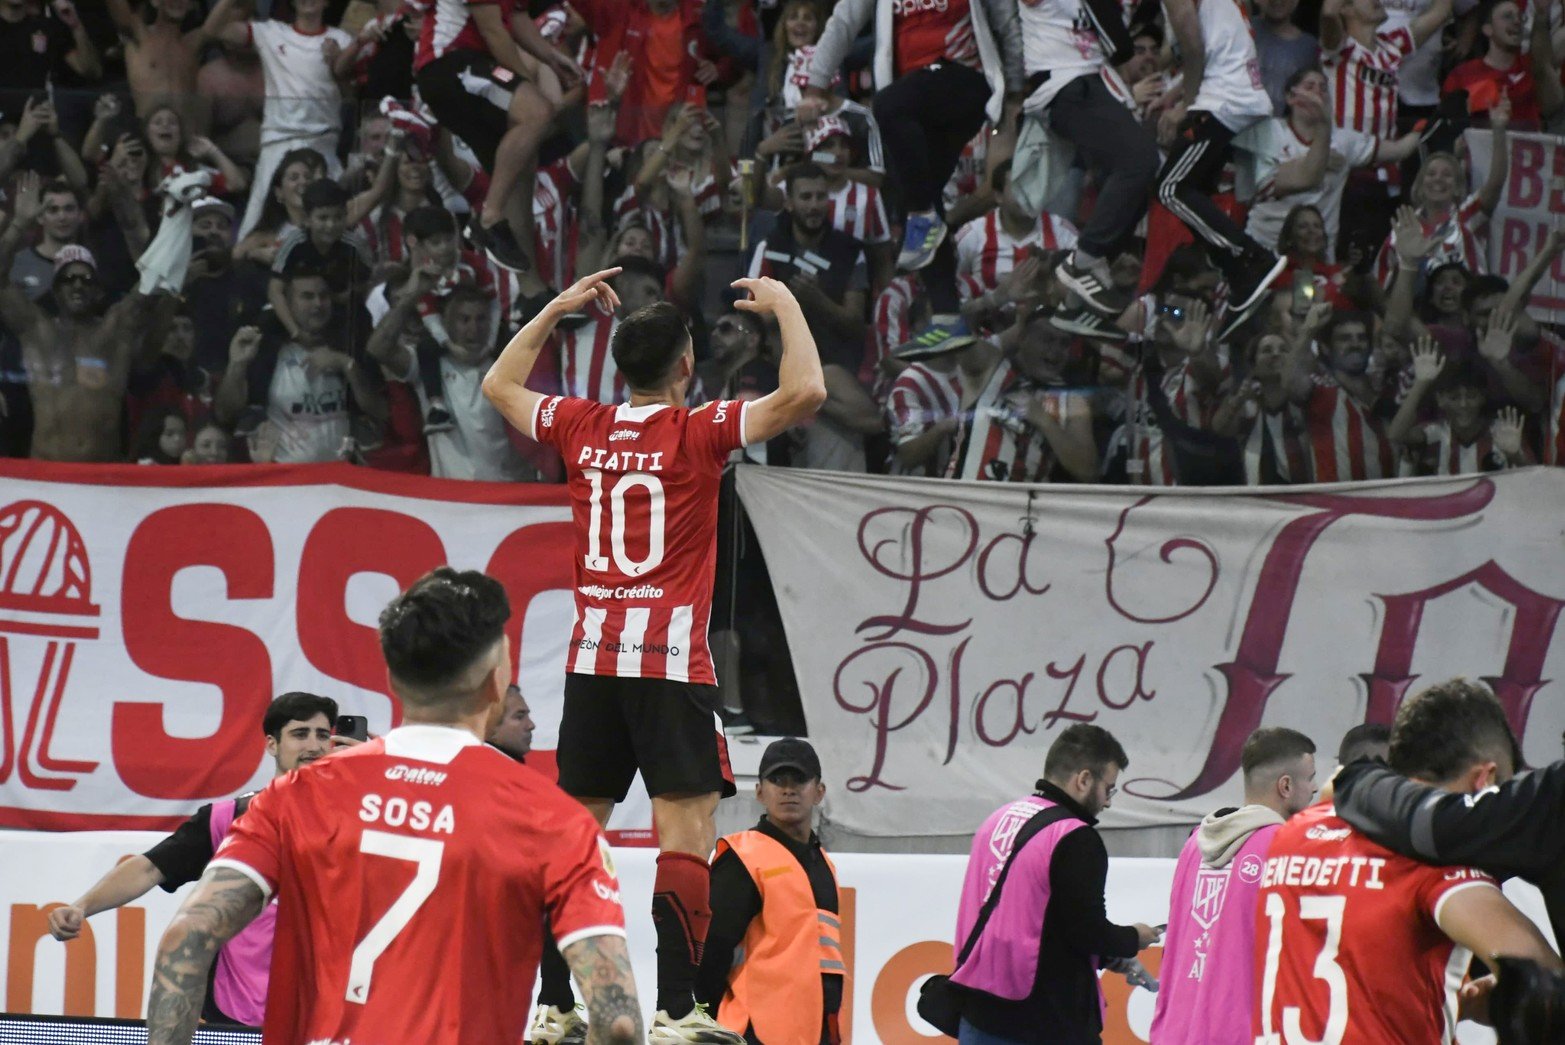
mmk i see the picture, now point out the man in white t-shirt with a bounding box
[207,0,352,237]
[1156,0,1289,337]
[1245,67,1422,257]
[367,280,533,481]
[215,271,383,463]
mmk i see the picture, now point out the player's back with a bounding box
[1254,803,1496,1045]
[532,395,749,684]
[212,726,625,1044]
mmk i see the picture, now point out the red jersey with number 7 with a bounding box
[1253,803,1498,1045]
[531,395,751,684]
[209,726,626,1044]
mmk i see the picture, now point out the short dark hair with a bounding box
[404,205,457,242]
[1389,678,1517,784]
[43,179,84,207]
[1434,356,1488,396]
[1462,273,1510,311]
[1241,727,1317,778]
[285,263,330,288]
[1284,65,1325,95]
[1152,244,1214,297]
[613,301,690,390]
[444,284,492,313]
[1131,20,1163,45]
[1322,310,1372,347]
[1337,722,1390,764]
[1044,724,1129,781]
[378,568,511,704]
[786,162,829,194]
[302,178,350,214]
[262,692,339,739]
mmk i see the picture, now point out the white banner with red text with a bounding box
[736,466,1565,835]
[0,461,656,842]
[1466,128,1565,323]
[3,831,1542,1043]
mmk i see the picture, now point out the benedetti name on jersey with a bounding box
[578,583,666,599]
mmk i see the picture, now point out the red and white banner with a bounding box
[0,461,651,841]
[736,467,1565,836]
[1467,128,1565,323]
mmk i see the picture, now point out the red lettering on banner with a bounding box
[856,506,976,639]
[484,522,576,680]
[1499,218,1532,278]
[114,505,274,800]
[1508,137,1546,208]
[1163,482,1495,800]
[1363,561,1565,731]
[297,508,446,726]
[1097,643,1157,711]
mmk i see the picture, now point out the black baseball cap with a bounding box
[758,737,822,780]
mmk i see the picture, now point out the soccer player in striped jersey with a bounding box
[483,269,826,1043]
[954,159,1077,306]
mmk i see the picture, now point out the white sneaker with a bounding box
[529,1004,588,1045]
[649,1004,745,1044]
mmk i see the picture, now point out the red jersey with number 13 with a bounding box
[1253,803,1498,1045]
[532,395,750,684]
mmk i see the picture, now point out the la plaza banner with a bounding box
[737,466,1565,835]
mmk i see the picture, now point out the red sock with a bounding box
[652,851,711,1018]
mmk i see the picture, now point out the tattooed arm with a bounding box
[147,868,267,1044]
[563,933,643,1044]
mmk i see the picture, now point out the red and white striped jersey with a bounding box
[613,162,731,270]
[1120,354,1225,486]
[534,158,581,293]
[1302,376,1398,481]
[555,305,624,405]
[942,127,990,215]
[529,395,751,685]
[949,362,1076,483]
[826,181,892,246]
[1374,194,1489,286]
[359,207,408,267]
[1418,420,1509,475]
[954,210,1078,302]
[1326,27,1415,136]
[1238,401,1314,485]
[870,275,923,394]
[886,362,962,474]
[416,0,511,71]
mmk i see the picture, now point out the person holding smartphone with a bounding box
[46,692,340,1028]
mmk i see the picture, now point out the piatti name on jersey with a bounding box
[358,793,456,834]
[575,446,667,471]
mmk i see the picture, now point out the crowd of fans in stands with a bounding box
[2,0,1563,486]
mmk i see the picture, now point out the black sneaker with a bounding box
[1055,255,1124,316]
[1220,252,1289,339]
[1050,306,1126,341]
[469,217,531,274]
[423,403,453,434]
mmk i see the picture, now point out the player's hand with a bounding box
[1134,922,1164,949]
[1459,973,1497,1023]
[48,904,85,941]
[732,276,800,317]
[550,268,622,316]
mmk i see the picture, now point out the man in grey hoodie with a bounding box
[1149,727,1318,1045]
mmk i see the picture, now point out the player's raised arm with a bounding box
[732,277,828,447]
[147,867,268,1044]
[482,269,623,431]
[562,933,643,1044]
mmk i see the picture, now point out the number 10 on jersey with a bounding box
[583,468,666,576]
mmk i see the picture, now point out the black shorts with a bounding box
[556,673,737,802]
[414,50,517,168]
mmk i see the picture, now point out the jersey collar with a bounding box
[384,724,484,764]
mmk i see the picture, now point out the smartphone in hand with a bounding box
[335,715,369,742]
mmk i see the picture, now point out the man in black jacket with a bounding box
[951,724,1162,1043]
[1333,706,1565,943]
